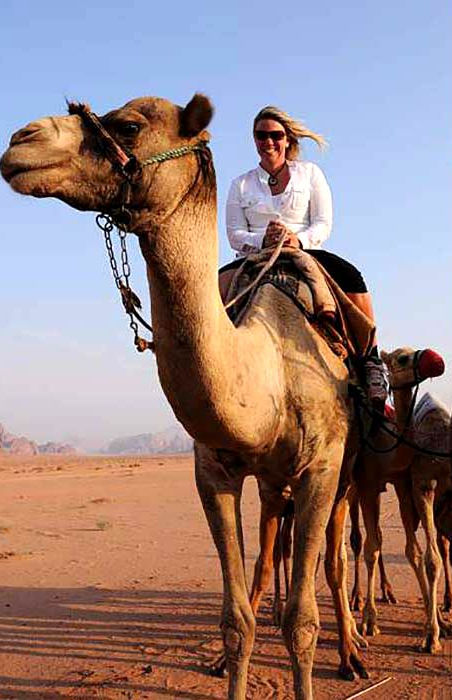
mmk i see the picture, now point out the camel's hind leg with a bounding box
[282,456,343,700]
[359,488,382,637]
[195,445,254,700]
[348,483,364,612]
[249,492,288,617]
[325,493,369,681]
[378,541,397,604]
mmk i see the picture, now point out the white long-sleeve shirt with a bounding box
[226,160,332,255]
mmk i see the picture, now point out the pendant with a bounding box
[268,175,278,186]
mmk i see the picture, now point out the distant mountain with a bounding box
[103,424,193,455]
[0,423,77,456]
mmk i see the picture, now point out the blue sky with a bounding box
[1,0,451,448]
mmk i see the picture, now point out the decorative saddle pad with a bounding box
[221,248,375,362]
[413,391,450,454]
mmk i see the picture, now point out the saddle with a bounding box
[222,248,375,365]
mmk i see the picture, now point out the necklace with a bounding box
[267,162,286,187]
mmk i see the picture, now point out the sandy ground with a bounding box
[0,453,451,700]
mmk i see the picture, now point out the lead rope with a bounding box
[96,213,155,353]
[351,383,452,458]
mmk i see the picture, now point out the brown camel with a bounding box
[351,347,451,653]
[1,94,368,699]
[378,347,452,651]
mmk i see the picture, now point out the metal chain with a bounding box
[96,213,154,352]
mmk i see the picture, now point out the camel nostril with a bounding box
[10,125,43,147]
[418,349,445,380]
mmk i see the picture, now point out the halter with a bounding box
[68,101,208,228]
[67,100,210,352]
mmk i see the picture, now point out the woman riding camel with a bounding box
[224,105,387,406]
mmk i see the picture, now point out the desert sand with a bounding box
[0,453,451,699]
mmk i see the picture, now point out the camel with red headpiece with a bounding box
[379,347,452,651]
[353,346,452,653]
[1,93,370,699]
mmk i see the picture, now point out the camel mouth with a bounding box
[1,160,63,184]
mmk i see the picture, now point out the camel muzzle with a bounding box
[417,348,445,381]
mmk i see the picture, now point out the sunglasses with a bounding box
[255,130,286,142]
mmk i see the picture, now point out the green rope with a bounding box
[141,142,207,167]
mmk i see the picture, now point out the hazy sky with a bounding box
[1,0,451,449]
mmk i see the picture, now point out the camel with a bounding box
[1,93,368,699]
[377,347,452,651]
[347,347,451,654]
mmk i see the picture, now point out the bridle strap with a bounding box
[389,349,423,391]
[67,101,137,175]
[67,100,208,181]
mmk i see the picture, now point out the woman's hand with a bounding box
[263,221,301,249]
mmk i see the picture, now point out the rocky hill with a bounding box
[103,424,193,455]
[0,423,77,456]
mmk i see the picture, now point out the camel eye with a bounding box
[116,122,141,136]
[398,354,409,366]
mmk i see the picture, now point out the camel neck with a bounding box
[392,387,414,431]
[137,176,282,451]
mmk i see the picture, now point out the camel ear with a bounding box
[180,94,214,137]
[380,350,388,365]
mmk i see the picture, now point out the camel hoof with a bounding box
[209,664,228,678]
[350,593,364,612]
[209,654,228,678]
[338,665,355,681]
[366,622,380,637]
[359,621,380,637]
[439,622,452,638]
[419,636,442,654]
[380,589,397,605]
[272,603,283,628]
[351,630,369,650]
[351,653,370,680]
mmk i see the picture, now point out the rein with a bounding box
[68,101,209,353]
[351,380,452,459]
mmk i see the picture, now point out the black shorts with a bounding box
[220,250,368,294]
[305,250,367,293]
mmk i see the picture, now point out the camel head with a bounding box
[381,347,445,390]
[0,94,214,233]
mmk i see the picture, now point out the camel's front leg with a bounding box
[195,446,254,700]
[282,457,342,700]
[325,494,369,681]
[394,477,425,601]
[413,480,444,653]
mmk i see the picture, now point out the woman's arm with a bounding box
[226,179,266,254]
[303,164,333,249]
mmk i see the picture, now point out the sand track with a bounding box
[0,454,451,699]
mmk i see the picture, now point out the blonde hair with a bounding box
[253,105,326,160]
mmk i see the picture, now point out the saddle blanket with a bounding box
[414,392,450,427]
